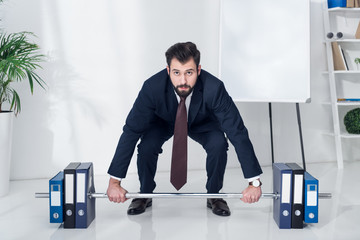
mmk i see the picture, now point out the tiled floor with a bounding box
[0,161,359,240]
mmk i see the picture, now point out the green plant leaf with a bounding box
[0,31,46,115]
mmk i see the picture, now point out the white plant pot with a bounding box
[0,111,14,197]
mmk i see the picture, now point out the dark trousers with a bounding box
[136,123,229,193]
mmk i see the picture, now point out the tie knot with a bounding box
[180,96,186,102]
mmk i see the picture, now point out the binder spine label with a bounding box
[65,174,74,204]
[50,185,61,206]
[77,173,86,203]
[281,173,291,204]
[294,174,304,204]
[307,184,317,206]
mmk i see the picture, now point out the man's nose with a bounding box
[179,74,187,85]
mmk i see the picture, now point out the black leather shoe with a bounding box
[127,198,152,215]
[207,198,231,216]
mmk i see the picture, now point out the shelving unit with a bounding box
[323,2,360,169]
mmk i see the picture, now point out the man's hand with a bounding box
[240,185,262,204]
[107,178,128,203]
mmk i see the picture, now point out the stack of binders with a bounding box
[49,162,96,228]
[272,162,319,229]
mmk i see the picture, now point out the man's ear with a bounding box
[167,66,170,75]
[197,64,201,75]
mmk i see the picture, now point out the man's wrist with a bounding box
[109,174,123,182]
[246,175,260,182]
[249,179,262,187]
[109,176,121,185]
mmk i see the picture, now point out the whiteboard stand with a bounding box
[296,103,307,171]
[268,103,307,171]
[268,103,274,164]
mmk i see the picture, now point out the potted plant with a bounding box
[355,57,360,71]
[0,31,46,197]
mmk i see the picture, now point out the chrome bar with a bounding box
[35,192,50,198]
[35,192,332,199]
[91,192,279,199]
[319,192,332,199]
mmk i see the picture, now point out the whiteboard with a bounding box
[220,0,310,103]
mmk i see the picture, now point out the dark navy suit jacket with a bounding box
[108,69,263,179]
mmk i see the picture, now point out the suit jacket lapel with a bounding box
[188,78,203,126]
[166,79,178,122]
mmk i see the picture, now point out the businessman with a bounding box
[107,42,263,216]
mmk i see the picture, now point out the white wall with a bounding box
[2,0,359,180]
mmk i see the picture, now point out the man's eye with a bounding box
[187,72,192,75]
[174,72,179,75]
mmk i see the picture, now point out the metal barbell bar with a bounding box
[35,192,332,199]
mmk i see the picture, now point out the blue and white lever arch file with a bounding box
[304,171,319,223]
[49,171,64,223]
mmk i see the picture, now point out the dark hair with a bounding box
[165,42,200,68]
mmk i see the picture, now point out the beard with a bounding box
[174,84,194,98]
